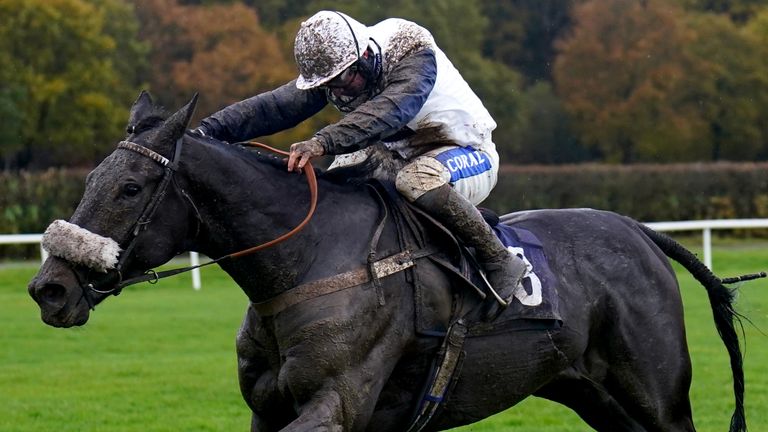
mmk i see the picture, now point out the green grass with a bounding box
[2,239,767,431]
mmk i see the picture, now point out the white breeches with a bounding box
[395,145,499,205]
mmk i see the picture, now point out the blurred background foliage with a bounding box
[3,0,768,169]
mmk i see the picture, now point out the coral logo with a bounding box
[435,147,492,182]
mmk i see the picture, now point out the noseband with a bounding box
[82,135,318,307]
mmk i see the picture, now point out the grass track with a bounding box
[2,239,767,431]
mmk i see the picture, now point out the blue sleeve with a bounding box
[199,80,328,143]
[315,49,437,154]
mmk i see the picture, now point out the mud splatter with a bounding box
[383,22,434,76]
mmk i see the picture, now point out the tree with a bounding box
[508,82,589,163]
[554,0,708,163]
[134,1,288,113]
[683,12,768,160]
[675,0,766,23]
[0,0,147,169]
[740,7,768,159]
[556,0,768,163]
[244,0,313,29]
[482,0,581,85]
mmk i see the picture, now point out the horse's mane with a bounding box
[213,139,385,187]
[189,134,356,185]
[134,105,352,186]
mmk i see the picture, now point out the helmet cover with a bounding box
[294,11,369,89]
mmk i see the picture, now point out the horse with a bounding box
[28,92,747,432]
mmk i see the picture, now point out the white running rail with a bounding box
[2,218,768,284]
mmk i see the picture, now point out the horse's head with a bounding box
[29,92,199,327]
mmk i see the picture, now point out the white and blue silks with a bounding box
[198,18,499,204]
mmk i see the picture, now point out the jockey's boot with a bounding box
[413,184,528,301]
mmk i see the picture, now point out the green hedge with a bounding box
[485,162,768,222]
[2,163,768,259]
[1,169,88,259]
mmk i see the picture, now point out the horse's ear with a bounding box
[154,93,199,154]
[127,91,154,132]
[176,93,199,131]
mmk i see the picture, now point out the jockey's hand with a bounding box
[288,138,324,172]
[189,127,207,137]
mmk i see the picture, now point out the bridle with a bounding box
[81,134,318,306]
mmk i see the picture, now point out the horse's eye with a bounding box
[123,183,142,197]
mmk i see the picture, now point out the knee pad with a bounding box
[395,156,451,202]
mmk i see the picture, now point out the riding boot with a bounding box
[413,184,528,301]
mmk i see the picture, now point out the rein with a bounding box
[223,141,319,258]
[86,137,317,297]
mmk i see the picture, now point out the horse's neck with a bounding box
[181,139,384,302]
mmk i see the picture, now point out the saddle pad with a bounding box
[492,223,562,323]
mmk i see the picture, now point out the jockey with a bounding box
[195,10,527,297]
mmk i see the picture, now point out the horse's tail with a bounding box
[638,223,746,432]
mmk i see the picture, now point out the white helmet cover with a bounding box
[294,11,369,90]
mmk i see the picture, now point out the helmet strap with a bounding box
[333,11,361,58]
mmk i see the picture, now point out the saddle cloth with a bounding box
[490,222,562,324]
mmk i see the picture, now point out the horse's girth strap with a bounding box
[252,249,430,316]
[406,319,468,432]
[252,251,412,316]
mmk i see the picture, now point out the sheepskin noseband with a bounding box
[42,220,122,273]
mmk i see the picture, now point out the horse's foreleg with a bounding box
[237,306,294,431]
[273,288,414,432]
[278,388,345,432]
[274,345,397,432]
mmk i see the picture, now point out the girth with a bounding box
[251,248,438,316]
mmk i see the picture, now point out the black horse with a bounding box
[29,93,746,432]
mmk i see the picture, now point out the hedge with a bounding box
[2,163,768,259]
[485,162,768,222]
[1,169,88,259]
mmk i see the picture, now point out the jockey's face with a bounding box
[325,65,367,97]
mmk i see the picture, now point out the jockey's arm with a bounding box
[314,48,437,155]
[198,80,328,143]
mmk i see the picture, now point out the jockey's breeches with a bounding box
[395,145,499,205]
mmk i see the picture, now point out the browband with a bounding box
[118,140,170,167]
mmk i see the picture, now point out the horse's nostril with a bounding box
[38,283,67,305]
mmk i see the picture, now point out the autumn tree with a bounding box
[555,0,708,163]
[742,7,768,159]
[0,0,147,169]
[683,12,768,160]
[134,1,288,116]
[556,0,768,163]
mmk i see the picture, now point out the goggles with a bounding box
[324,65,358,89]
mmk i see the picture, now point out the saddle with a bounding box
[366,180,561,335]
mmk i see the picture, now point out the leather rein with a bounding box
[84,136,317,301]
